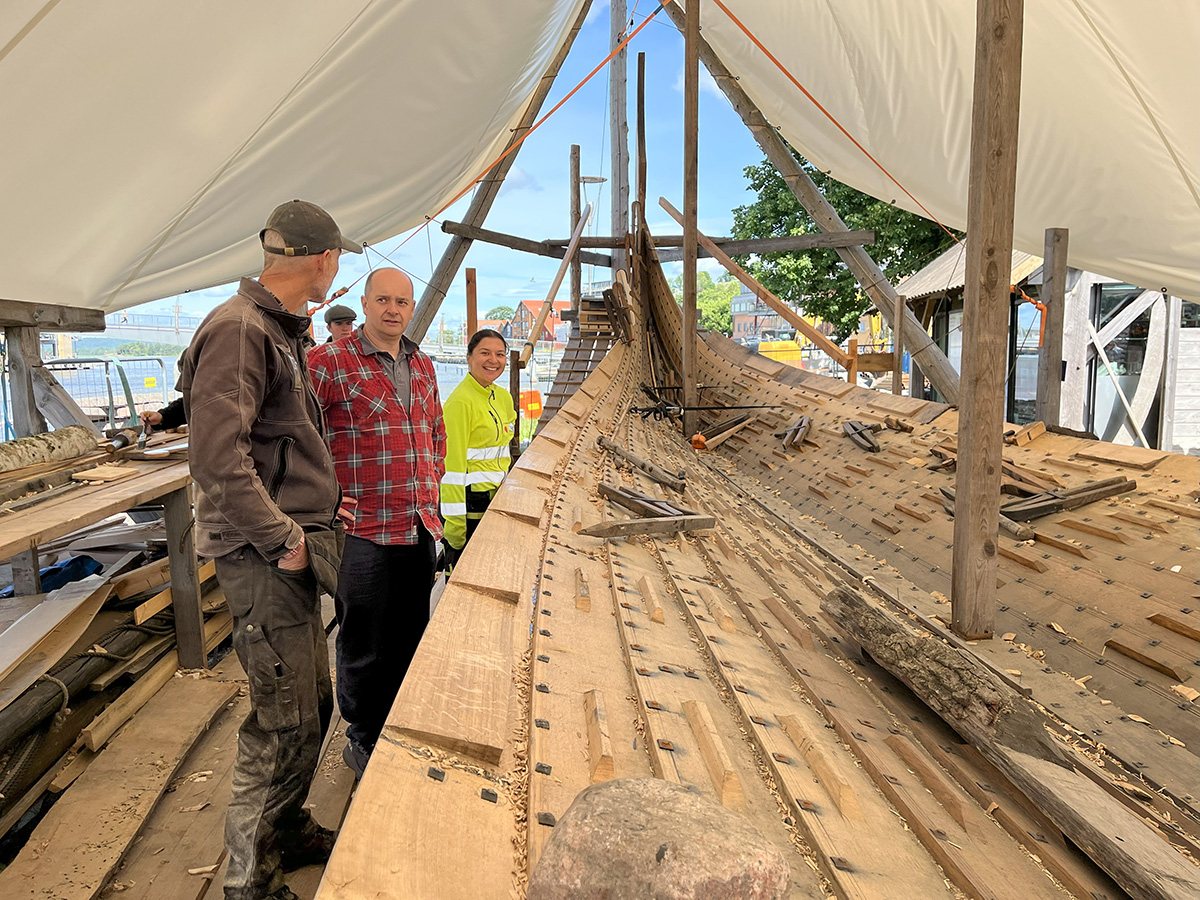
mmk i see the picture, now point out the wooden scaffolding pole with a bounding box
[610,0,630,272]
[570,144,582,313]
[951,0,1025,640]
[636,51,647,215]
[465,268,478,338]
[520,204,593,366]
[407,0,592,342]
[660,2,961,405]
[681,0,700,439]
[1035,227,1068,424]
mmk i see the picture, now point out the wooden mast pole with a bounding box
[610,0,630,272]
[408,0,592,342]
[659,1,961,405]
[681,0,700,440]
[570,144,582,314]
[520,204,593,367]
[1035,227,1068,424]
[951,0,1025,640]
[636,51,647,218]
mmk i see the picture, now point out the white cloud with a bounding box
[672,65,722,100]
[584,0,611,27]
[503,166,543,193]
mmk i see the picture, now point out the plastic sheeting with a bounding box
[0,1,1196,310]
[0,0,585,311]
[698,0,1199,301]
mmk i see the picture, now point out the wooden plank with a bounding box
[6,326,48,436]
[1056,517,1129,543]
[1148,613,1200,643]
[0,299,106,331]
[1073,444,1168,470]
[996,543,1048,573]
[1037,229,1068,424]
[134,560,217,625]
[1032,531,1094,559]
[578,514,714,539]
[1146,497,1200,519]
[0,677,237,900]
[583,689,615,783]
[114,557,172,599]
[70,464,138,483]
[81,611,231,751]
[487,484,547,527]
[682,699,743,808]
[0,575,110,684]
[164,485,206,669]
[446,512,529,603]
[636,574,666,624]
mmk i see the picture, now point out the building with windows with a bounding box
[510,299,570,344]
[896,243,1199,454]
[730,287,791,343]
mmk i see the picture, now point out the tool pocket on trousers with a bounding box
[303,522,345,597]
[243,626,300,733]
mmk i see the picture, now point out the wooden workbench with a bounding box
[0,459,207,667]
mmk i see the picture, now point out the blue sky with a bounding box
[139,3,765,329]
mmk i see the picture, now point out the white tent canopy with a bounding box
[0,0,1196,311]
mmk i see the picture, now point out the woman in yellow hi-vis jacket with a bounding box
[439,329,517,568]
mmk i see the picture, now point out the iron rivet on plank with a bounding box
[428,767,445,782]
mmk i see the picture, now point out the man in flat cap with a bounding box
[178,200,360,900]
[324,304,357,342]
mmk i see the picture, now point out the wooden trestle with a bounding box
[318,229,1199,900]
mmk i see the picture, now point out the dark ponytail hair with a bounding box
[468,328,508,355]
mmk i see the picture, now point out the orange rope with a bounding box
[392,2,666,254]
[709,0,962,246]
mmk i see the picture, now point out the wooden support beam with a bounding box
[636,51,647,214]
[519,204,593,366]
[0,298,105,332]
[407,0,592,341]
[609,0,629,273]
[659,198,851,367]
[465,268,477,338]
[5,326,48,436]
[893,293,905,394]
[597,435,685,490]
[578,514,714,539]
[163,485,206,668]
[659,1,961,404]
[570,144,582,313]
[681,0,700,439]
[438,221,612,269]
[951,0,1024,641]
[549,231,875,254]
[1036,228,1068,424]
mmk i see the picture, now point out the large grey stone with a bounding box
[527,777,790,900]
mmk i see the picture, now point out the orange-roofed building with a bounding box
[511,299,570,343]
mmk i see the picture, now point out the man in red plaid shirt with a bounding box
[307,267,445,777]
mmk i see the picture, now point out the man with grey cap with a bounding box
[323,303,357,342]
[177,199,359,900]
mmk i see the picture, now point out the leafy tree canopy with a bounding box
[484,305,515,321]
[731,151,960,340]
[114,341,187,357]
[668,270,737,336]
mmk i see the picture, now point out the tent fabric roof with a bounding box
[0,0,585,312]
[895,243,1043,302]
[699,1,1198,302]
[0,1,1196,311]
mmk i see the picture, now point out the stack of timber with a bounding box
[535,295,621,432]
[321,226,1199,899]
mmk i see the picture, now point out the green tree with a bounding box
[484,305,515,321]
[114,340,188,357]
[668,271,737,336]
[731,152,960,340]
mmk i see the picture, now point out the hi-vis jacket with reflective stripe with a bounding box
[439,374,517,550]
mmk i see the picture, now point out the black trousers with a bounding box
[334,527,436,752]
[215,547,333,900]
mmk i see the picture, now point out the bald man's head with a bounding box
[361,267,415,341]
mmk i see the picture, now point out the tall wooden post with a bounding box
[164,485,206,668]
[892,294,906,395]
[1035,227,1068,424]
[5,326,47,437]
[509,349,522,459]
[952,0,1024,640]
[570,144,582,313]
[609,0,630,272]
[636,51,647,218]
[465,268,478,338]
[681,0,700,439]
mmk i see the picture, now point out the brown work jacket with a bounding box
[177,278,339,560]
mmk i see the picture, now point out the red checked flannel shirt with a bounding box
[307,332,445,545]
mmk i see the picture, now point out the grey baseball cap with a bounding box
[324,304,357,325]
[261,199,362,256]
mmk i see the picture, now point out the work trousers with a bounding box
[216,546,333,900]
[335,527,436,753]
